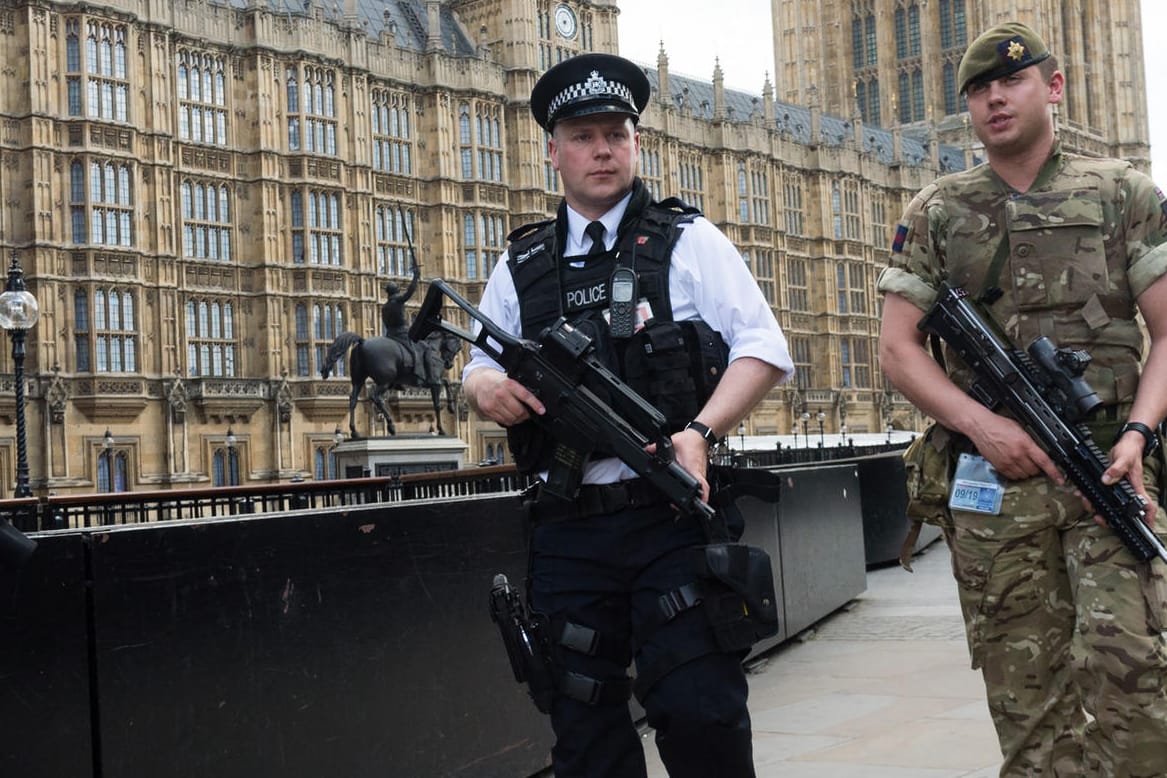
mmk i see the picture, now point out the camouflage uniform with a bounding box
[878,145,1167,777]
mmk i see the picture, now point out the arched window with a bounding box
[65,19,128,120]
[75,287,137,373]
[98,450,129,492]
[185,298,236,376]
[212,446,240,487]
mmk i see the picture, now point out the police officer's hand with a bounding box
[463,369,545,426]
[646,430,711,502]
[672,428,711,503]
[966,412,1064,485]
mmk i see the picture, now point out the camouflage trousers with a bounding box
[944,461,1167,778]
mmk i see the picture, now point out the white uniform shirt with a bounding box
[463,194,795,483]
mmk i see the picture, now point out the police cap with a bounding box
[958,22,1050,95]
[530,53,650,132]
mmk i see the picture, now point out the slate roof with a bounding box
[227,0,477,57]
[639,63,969,172]
[220,2,968,172]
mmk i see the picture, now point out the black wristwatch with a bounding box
[683,420,719,446]
[1115,421,1161,459]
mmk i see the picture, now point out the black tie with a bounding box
[585,221,606,257]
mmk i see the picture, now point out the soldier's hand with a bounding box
[967,413,1063,485]
[1094,436,1158,530]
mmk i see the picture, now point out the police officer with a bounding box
[878,23,1167,777]
[462,53,793,778]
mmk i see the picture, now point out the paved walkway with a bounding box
[644,539,1003,777]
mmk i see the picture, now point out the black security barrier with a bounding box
[0,457,877,778]
[0,533,93,778]
[855,452,943,566]
[2,496,552,778]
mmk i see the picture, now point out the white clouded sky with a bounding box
[618,0,1167,181]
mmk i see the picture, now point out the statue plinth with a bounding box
[333,434,467,478]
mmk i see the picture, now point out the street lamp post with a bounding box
[0,254,40,498]
[332,426,344,479]
[791,424,799,447]
[800,411,810,445]
[816,410,825,447]
[738,422,746,451]
[839,423,847,445]
[886,423,893,445]
[225,427,238,486]
[99,429,115,495]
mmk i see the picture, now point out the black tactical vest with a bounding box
[504,179,730,474]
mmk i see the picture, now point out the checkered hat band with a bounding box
[546,70,635,124]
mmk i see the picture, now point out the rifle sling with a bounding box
[929,233,1013,372]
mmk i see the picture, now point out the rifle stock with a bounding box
[919,284,1167,564]
[409,279,716,527]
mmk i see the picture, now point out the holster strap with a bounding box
[560,672,633,706]
[657,583,703,623]
[558,621,600,656]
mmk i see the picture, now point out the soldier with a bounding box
[462,53,793,777]
[878,23,1167,777]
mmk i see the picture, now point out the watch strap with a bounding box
[1115,421,1160,458]
[683,420,718,446]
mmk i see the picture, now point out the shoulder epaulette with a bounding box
[655,196,702,217]
[507,218,555,243]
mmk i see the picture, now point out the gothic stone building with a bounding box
[0,0,1151,496]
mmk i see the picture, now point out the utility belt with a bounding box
[522,478,672,523]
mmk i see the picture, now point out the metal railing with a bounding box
[1,440,910,533]
[727,439,910,468]
[1,464,531,533]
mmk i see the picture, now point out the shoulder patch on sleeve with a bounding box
[1156,186,1167,218]
[891,223,909,253]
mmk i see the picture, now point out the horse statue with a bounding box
[320,330,461,439]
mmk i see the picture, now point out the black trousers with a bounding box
[530,502,756,778]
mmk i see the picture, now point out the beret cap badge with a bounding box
[957,22,1050,94]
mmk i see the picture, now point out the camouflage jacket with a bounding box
[878,145,1167,408]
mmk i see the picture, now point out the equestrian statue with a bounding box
[320,258,461,438]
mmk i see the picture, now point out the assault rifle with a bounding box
[919,284,1167,564]
[408,278,716,527]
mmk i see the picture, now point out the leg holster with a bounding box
[633,544,779,701]
[695,543,780,650]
